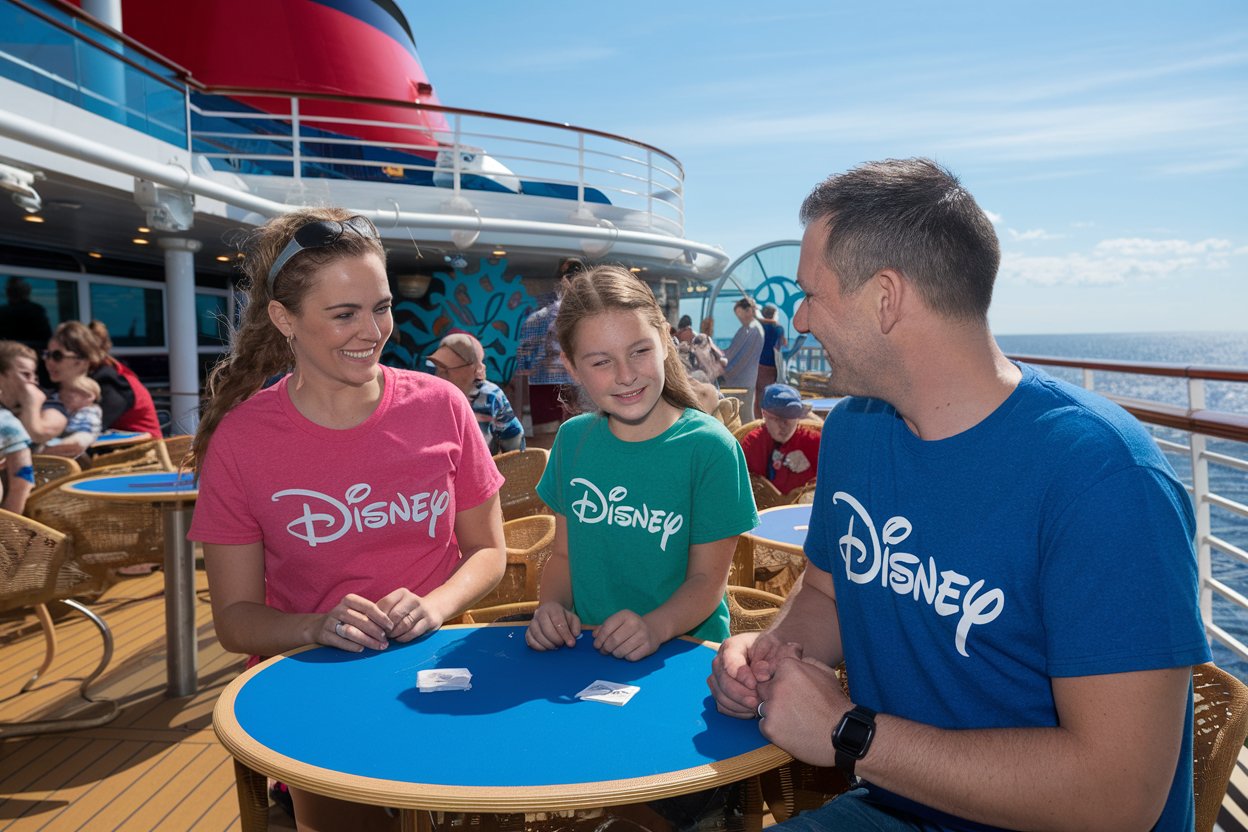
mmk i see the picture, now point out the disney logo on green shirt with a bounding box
[569,477,685,551]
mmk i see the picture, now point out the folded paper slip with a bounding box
[576,679,640,706]
[417,668,472,692]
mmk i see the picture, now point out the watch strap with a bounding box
[833,705,877,779]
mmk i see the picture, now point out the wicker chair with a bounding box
[25,468,166,585]
[727,585,786,633]
[163,434,194,472]
[1194,662,1248,832]
[0,509,118,737]
[750,475,790,511]
[733,417,824,445]
[462,600,539,624]
[474,515,556,607]
[30,454,81,489]
[86,438,172,473]
[494,447,551,522]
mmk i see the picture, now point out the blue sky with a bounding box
[403,1,1247,335]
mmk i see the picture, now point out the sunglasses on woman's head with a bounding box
[42,349,80,362]
[266,215,379,292]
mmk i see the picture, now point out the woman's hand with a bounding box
[526,601,581,651]
[594,609,661,661]
[321,593,394,652]
[377,587,445,643]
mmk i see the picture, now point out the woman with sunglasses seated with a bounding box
[187,208,507,831]
[41,321,163,452]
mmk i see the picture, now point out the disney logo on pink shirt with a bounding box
[273,483,450,547]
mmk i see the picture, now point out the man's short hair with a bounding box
[799,158,1000,321]
[734,297,757,312]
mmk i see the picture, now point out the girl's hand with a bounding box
[594,609,661,661]
[322,593,393,652]
[377,587,445,643]
[527,602,581,651]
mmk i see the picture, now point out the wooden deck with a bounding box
[1,568,1246,831]
[0,569,294,832]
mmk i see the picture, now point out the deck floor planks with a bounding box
[0,570,249,832]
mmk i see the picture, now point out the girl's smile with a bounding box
[565,309,681,442]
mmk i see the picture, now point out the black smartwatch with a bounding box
[831,705,877,779]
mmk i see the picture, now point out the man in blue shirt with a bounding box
[708,158,1209,831]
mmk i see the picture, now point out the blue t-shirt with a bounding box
[759,320,784,367]
[806,363,1210,832]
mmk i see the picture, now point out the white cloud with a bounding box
[1093,238,1232,256]
[1000,236,1239,287]
[984,210,1003,225]
[1008,228,1062,241]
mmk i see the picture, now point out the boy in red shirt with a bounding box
[739,383,821,495]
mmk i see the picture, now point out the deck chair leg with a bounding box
[20,603,58,693]
[0,599,118,738]
[232,759,270,832]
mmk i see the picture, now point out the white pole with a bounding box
[158,237,202,435]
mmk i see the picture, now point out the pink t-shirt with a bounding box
[188,365,503,615]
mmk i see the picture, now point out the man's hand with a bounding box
[708,631,804,719]
[757,655,847,767]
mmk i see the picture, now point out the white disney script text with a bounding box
[569,478,684,551]
[273,483,449,546]
[833,491,1005,657]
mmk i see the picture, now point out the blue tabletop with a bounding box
[93,430,149,443]
[229,625,771,788]
[65,471,198,495]
[750,504,812,547]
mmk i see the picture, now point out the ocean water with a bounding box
[997,332,1248,681]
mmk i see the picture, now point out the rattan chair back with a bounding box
[30,454,82,489]
[87,438,172,473]
[25,469,165,583]
[1194,662,1248,832]
[494,447,551,521]
[163,434,194,472]
[710,396,743,433]
[0,509,118,737]
[475,515,556,607]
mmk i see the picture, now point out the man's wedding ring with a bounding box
[756,701,766,720]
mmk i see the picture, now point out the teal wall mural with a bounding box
[384,258,540,385]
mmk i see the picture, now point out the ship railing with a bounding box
[189,88,686,234]
[790,344,1248,667]
[1,0,687,234]
[1,0,190,146]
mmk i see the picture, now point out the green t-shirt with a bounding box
[537,408,759,642]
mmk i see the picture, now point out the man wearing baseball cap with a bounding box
[738,383,820,495]
[427,332,525,454]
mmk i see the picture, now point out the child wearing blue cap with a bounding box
[739,383,821,495]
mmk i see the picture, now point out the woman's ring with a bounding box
[334,620,347,638]
[756,701,766,720]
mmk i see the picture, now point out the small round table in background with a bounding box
[61,470,199,697]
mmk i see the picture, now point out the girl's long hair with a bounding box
[554,265,702,414]
[188,208,386,473]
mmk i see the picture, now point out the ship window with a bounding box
[89,283,165,348]
[0,274,77,347]
[195,293,229,347]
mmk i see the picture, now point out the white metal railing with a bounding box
[189,91,685,233]
[789,344,1248,669]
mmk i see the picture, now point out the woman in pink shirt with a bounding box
[188,208,506,831]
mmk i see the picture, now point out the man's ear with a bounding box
[268,300,293,337]
[874,269,906,335]
[559,351,580,384]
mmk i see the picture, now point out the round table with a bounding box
[61,470,199,697]
[803,397,841,416]
[214,625,789,826]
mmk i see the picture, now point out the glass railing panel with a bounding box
[0,0,188,147]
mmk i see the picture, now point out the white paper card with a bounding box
[575,679,640,706]
[417,667,472,692]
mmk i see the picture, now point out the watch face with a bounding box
[834,711,875,759]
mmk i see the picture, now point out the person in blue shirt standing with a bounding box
[753,303,788,419]
[708,158,1209,832]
